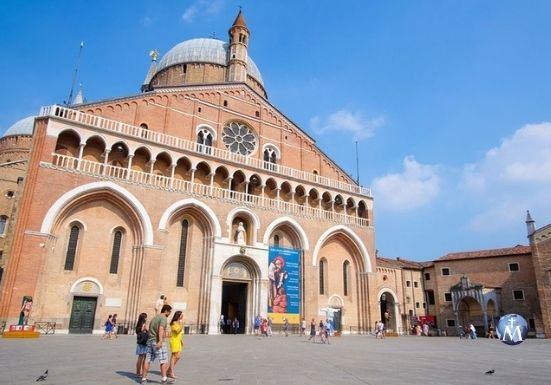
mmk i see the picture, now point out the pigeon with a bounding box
[36,370,48,381]
[485,369,495,375]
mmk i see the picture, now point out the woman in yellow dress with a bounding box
[168,310,184,379]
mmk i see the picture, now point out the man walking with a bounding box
[142,304,173,384]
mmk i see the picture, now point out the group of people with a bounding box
[375,320,386,339]
[134,295,184,384]
[253,315,274,337]
[412,323,430,336]
[458,323,478,339]
[102,314,118,339]
[308,318,334,343]
[219,315,241,334]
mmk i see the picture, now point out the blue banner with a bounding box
[267,246,300,323]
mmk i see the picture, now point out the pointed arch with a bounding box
[262,216,309,250]
[159,198,221,238]
[40,181,154,245]
[311,225,371,271]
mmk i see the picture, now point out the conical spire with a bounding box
[231,9,248,29]
[141,49,159,92]
[72,83,84,105]
[526,210,536,237]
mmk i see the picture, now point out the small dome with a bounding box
[155,38,263,86]
[2,116,35,138]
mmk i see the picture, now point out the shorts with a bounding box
[145,341,169,364]
[136,343,147,355]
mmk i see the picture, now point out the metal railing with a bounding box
[39,105,371,197]
[46,153,372,228]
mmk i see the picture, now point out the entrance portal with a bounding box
[69,296,97,334]
[221,281,247,334]
[379,292,395,331]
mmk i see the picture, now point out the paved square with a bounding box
[1,334,550,384]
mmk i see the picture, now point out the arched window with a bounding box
[274,234,280,247]
[109,230,123,274]
[177,219,189,287]
[0,215,8,235]
[263,147,277,171]
[196,128,213,155]
[343,260,350,296]
[319,258,327,295]
[64,225,80,270]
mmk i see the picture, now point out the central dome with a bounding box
[156,38,264,86]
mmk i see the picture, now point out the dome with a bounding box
[2,116,35,138]
[156,38,264,86]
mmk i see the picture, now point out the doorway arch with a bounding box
[219,257,261,334]
[377,289,400,333]
[458,296,483,328]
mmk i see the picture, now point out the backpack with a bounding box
[136,330,148,345]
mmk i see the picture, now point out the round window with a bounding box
[222,121,257,155]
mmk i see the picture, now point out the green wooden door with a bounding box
[69,296,97,334]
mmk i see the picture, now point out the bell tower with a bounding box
[227,10,249,83]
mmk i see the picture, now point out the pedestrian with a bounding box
[308,318,316,342]
[135,313,149,379]
[488,324,495,339]
[301,318,306,337]
[469,323,477,339]
[219,315,225,334]
[422,323,429,336]
[254,315,261,335]
[111,314,118,338]
[155,295,166,315]
[141,304,173,384]
[319,320,326,343]
[102,315,113,339]
[232,317,239,334]
[226,317,232,334]
[168,311,184,380]
[267,317,273,337]
[283,318,289,337]
[324,319,332,344]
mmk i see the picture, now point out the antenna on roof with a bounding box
[355,141,360,185]
[66,41,84,107]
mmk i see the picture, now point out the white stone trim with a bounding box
[40,181,154,245]
[311,225,371,271]
[262,216,309,250]
[158,198,221,238]
[70,276,104,295]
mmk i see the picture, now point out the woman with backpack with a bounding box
[135,313,149,379]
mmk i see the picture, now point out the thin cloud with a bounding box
[140,16,154,27]
[309,109,384,141]
[462,122,551,232]
[182,6,198,23]
[182,0,225,24]
[372,156,441,210]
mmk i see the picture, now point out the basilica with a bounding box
[1,11,549,338]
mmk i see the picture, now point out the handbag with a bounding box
[137,330,148,345]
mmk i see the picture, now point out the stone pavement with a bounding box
[1,333,550,385]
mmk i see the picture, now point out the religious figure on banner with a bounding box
[268,256,288,309]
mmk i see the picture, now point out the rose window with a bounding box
[222,121,257,155]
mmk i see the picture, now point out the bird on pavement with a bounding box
[36,370,48,381]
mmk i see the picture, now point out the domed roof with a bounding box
[156,38,263,86]
[2,116,35,138]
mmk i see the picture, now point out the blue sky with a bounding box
[2,0,551,261]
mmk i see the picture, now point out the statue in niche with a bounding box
[235,222,247,245]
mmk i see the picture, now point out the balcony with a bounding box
[44,153,372,228]
[39,105,371,197]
